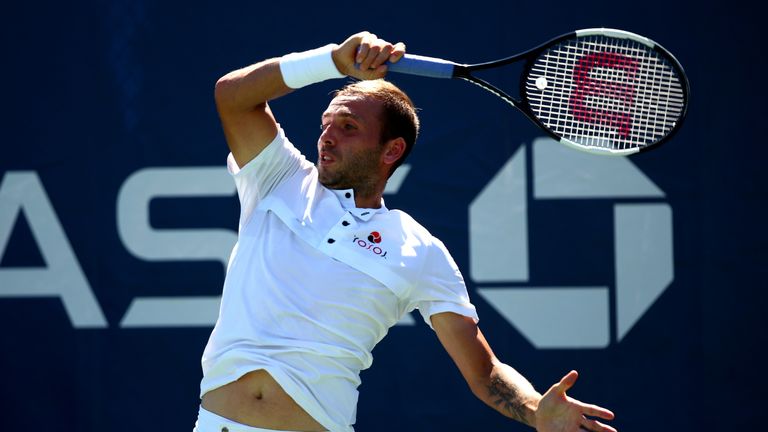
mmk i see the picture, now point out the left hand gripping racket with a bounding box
[387,28,690,156]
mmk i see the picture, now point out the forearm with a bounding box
[473,361,542,428]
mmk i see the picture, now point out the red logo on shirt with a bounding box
[353,234,388,259]
[368,231,382,243]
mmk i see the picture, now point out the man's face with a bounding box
[317,95,385,191]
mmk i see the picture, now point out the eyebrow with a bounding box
[321,111,362,121]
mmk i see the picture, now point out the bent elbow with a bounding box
[214,74,236,109]
[214,73,268,115]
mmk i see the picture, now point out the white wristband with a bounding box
[279,44,345,89]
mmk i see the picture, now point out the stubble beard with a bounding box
[317,149,381,198]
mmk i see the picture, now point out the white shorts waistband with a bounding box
[193,406,304,432]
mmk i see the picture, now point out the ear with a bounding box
[381,137,406,167]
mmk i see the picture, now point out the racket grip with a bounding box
[387,54,456,79]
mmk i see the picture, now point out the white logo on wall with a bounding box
[0,141,671,338]
[469,137,674,349]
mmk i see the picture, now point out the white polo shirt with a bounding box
[200,127,478,432]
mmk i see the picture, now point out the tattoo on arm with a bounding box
[487,376,528,423]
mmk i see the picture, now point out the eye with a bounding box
[343,123,357,130]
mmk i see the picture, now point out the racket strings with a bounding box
[525,35,686,151]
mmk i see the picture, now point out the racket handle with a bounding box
[387,54,457,79]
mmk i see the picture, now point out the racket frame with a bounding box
[391,28,690,156]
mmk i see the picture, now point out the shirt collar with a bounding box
[329,188,387,222]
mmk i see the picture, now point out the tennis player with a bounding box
[195,31,617,432]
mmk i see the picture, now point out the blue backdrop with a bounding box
[1,1,765,431]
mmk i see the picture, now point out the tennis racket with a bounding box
[388,28,690,156]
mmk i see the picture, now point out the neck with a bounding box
[352,177,386,208]
[354,194,382,209]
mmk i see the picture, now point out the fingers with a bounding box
[576,397,616,431]
[354,32,376,66]
[538,371,618,432]
[554,370,579,394]
[356,33,397,70]
[574,400,615,420]
[581,417,618,432]
[343,31,405,79]
[390,42,406,63]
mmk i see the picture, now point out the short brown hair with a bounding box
[335,80,420,176]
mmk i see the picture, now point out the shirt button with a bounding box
[342,221,350,226]
[221,428,229,432]
[327,238,335,244]
[345,192,351,198]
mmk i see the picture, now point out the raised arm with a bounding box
[431,312,617,432]
[213,56,286,168]
[214,32,405,168]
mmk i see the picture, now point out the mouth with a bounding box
[319,151,336,166]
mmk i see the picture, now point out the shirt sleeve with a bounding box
[226,127,313,228]
[410,237,479,329]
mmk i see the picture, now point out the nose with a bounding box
[319,125,335,147]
